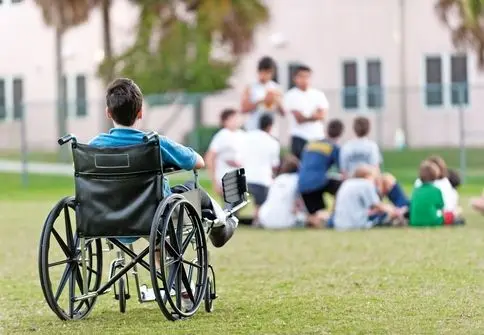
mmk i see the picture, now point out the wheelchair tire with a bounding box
[149,194,209,321]
[205,265,216,313]
[119,277,127,313]
[204,278,214,313]
[38,196,103,321]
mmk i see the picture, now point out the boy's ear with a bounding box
[106,108,112,120]
[136,109,143,120]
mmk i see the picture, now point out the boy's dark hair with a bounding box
[220,108,237,126]
[293,65,311,76]
[106,78,143,126]
[353,116,370,137]
[427,155,448,178]
[278,155,299,175]
[327,119,344,139]
[257,56,275,71]
[448,168,461,188]
[419,160,439,183]
[259,113,274,131]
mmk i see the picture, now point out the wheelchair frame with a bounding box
[38,132,248,321]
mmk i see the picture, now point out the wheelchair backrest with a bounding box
[72,140,163,238]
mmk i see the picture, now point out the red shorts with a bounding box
[443,211,455,225]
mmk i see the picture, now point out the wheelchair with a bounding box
[38,131,248,321]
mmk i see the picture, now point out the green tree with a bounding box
[110,0,269,95]
[436,0,484,67]
[34,0,97,159]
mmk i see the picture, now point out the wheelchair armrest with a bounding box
[163,164,182,174]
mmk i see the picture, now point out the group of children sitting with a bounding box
[256,116,466,230]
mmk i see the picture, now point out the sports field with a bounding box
[1,149,484,334]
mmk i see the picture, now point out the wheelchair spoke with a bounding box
[74,264,85,294]
[48,259,70,267]
[52,228,71,258]
[180,265,195,303]
[175,262,183,310]
[177,203,185,246]
[86,265,98,275]
[167,218,181,254]
[64,206,75,251]
[181,228,196,254]
[166,261,181,296]
[164,240,179,258]
[182,259,201,269]
[55,262,74,301]
[68,265,76,318]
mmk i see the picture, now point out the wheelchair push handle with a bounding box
[58,134,77,146]
[143,131,159,143]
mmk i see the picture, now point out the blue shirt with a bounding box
[89,128,197,197]
[298,139,340,193]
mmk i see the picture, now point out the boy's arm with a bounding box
[160,137,204,170]
[241,86,261,114]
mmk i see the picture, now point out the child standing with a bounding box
[409,161,444,227]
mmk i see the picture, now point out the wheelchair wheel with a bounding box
[205,265,216,313]
[149,194,209,321]
[118,277,126,313]
[39,196,103,320]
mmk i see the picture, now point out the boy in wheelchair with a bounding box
[89,78,238,248]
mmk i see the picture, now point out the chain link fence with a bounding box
[1,86,484,183]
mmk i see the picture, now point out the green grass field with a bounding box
[2,148,484,334]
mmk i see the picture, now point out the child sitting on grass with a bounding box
[328,164,404,230]
[258,155,306,229]
[410,160,445,227]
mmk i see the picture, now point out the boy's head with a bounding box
[427,155,448,178]
[259,113,274,133]
[278,155,299,175]
[327,119,344,140]
[257,56,276,83]
[354,164,378,181]
[293,65,311,90]
[419,160,440,183]
[220,108,239,130]
[105,78,143,127]
[447,168,461,189]
[353,116,370,138]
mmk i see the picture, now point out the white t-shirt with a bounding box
[283,87,329,140]
[208,128,246,186]
[241,130,280,186]
[244,80,281,131]
[259,173,304,229]
[414,177,458,212]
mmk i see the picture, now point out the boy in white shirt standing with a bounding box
[242,113,281,222]
[205,109,245,196]
[283,65,329,159]
[241,56,284,131]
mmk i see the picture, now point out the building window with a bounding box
[366,59,383,108]
[425,56,443,106]
[342,61,358,109]
[12,77,23,120]
[75,74,87,116]
[450,54,468,105]
[0,79,5,120]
